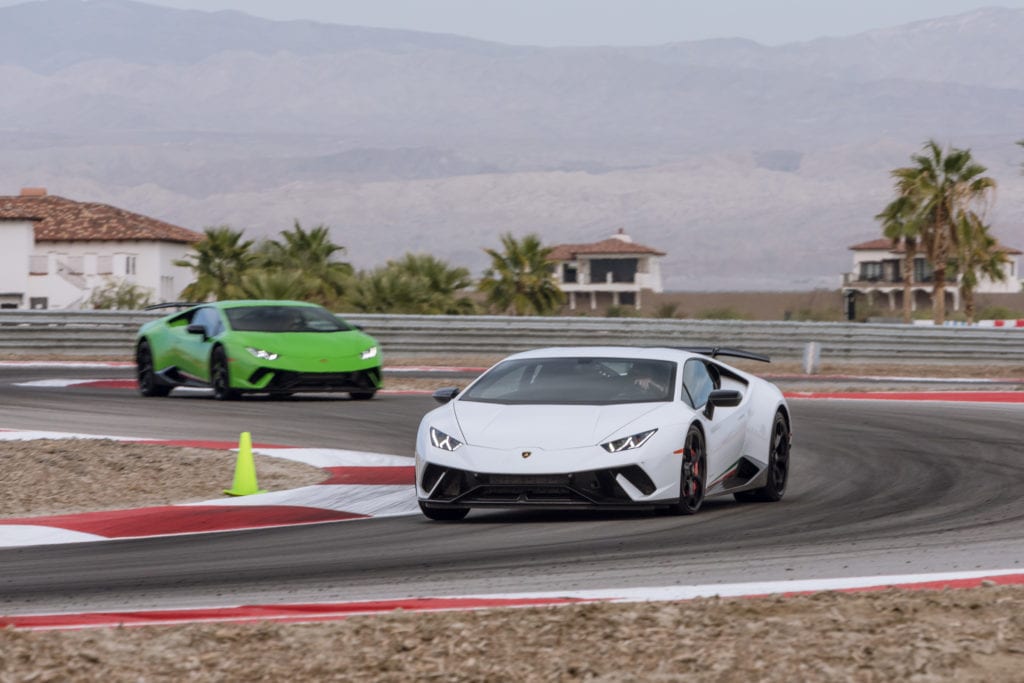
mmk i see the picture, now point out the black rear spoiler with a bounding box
[144,301,200,312]
[675,347,771,363]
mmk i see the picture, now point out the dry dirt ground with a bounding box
[2,374,1023,680]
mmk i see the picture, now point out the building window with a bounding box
[619,292,636,306]
[913,258,933,283]
[68,255,84,275]
[30,297,48,310]
[591,258,638,284]
[563,265,578,284]
[97,255,113,275]
[160,276,174,302]
[859,262,882,281]
[29,254,48,275]
[125,255,137,275]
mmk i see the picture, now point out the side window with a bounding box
[193,307,223,337]
[681,359,715,409]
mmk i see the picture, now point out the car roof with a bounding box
[206,300,323,310]
[504,346,704,363]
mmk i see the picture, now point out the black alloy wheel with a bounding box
[419,501,470,521]
[136,341,171,397]
[735,410,790,503]
[671,425,706,515]
[210,347,239,401]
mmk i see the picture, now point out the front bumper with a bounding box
[243,366,382,393]
[418,462,660,508]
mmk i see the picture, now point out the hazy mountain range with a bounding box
[1,0,1023,290]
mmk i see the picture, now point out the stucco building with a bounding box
[549,230,666,311]
[0,188,202,309]
[841,237,1023,312]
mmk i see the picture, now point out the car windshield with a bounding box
[459,357,676,405]
[224,305,353,333]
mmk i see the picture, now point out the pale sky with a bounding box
[2,0,1024,45]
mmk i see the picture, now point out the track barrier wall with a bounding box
[0,311,1022,364]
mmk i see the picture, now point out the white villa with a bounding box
[0,188,202,309]
[549,230,666,310]
[841,237,1023,312]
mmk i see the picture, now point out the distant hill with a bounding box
[1,0,1022,290]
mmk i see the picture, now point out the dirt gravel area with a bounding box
[0,439,324,518]
[2,371,1023,680]
[2,587,1022,681]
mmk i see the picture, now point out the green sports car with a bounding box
[135,300,382,400]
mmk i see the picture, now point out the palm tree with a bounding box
[174,226,255,301]
[478,233,564,316]
[236,269,312,301]
[259,221,353,305]
[875,195,920,324]
[347,267,423,314]
[884,141,996,324]
[347,254,477,315]
[389,253,476,315]
[953,212,1009,324]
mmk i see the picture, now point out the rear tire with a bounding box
[210,347,239,401]
[136,341,171,397]
[735,410,790,503]
[669,425,706,515]
[419,501,469,521]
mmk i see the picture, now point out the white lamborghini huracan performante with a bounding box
[415,346,791,521]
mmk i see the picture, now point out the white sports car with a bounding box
[415,346,791,521]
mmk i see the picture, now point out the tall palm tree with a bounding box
[954,212,1009,324]
[875,195,920,324]
[174,226,255,301]
[478,233,563,316]
[885,140,996,324]
[259,221,353,305]
[346,254,477,315]
[236,269,312,301]
[389,253,476,315]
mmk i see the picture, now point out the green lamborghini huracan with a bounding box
[135,300,382,400]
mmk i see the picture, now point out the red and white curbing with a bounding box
[0,430,418,548]
[1,431,1021,630]
[2,570,1021,631]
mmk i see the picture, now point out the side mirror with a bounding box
[703,389,742,419]
[432,386,461,404]
[186,323,207,337]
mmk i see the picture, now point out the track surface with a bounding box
[1,366,1022,615]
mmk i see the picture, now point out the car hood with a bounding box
[452,401,663,450]
[228,330,377,359]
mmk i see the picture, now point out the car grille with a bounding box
[420,464,656,507]
[248,368,381,392]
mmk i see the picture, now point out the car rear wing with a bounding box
[674,347,771,363]
[144,302,200,312]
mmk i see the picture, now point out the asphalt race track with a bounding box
[1,365,1022,615]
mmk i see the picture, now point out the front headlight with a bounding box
[429,426,462,451]
[601,429,657,453]
[361,346,379,360]
[246,347,279,361]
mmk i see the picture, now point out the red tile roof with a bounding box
[0,193,202,244]
[549,235,666,261]
[850,237,1022,255]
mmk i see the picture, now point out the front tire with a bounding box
[136,341,171,397]
[669,425,706,515]
[349,390,377,400]
[210,347,239,401]
[419,501,469,521]
[735,410,790,503]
